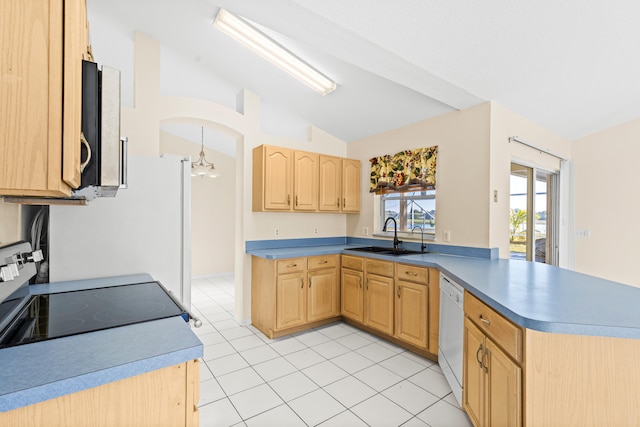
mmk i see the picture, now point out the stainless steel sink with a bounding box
[344,246,424,256]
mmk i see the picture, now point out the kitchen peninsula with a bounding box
[248,237,640,427]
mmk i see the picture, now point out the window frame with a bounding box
[378,190,436,240]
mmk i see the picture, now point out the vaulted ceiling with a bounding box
[88,0,640,148]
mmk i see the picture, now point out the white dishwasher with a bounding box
[438,273,464,407]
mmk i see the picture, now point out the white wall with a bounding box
[0,201,20,246]
[489,102,571,258]
[572,117,640,287]
[347,103,492,249]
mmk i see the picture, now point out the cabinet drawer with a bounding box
[308,254,338,270]
[396,264,428,283]
[342,255,363,271]
[366,259,394,277]
[277,258,305,274]
[465,292,522,362]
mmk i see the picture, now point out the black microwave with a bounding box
[76,60,126,200]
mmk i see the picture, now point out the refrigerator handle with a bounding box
[120,137,128,189]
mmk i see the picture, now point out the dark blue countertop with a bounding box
[247,238,640,340]
[0,274,203,413]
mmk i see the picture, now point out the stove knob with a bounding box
[0,265,14,282]
[8,263,19,277]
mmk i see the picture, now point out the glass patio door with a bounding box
[510,163,559,265]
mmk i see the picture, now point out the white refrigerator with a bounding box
[49,154,192,307]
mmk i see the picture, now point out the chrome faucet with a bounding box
[383,217,402,250]
[412,225,426,253]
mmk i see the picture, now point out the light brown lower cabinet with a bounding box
[464,291,523,427]
[340,256,438,358]
[464,318,521,427]
[0,360,200,427]
[395,264,429,349]
[252,255,340,339]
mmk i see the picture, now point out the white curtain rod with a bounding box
[508,136,567,161]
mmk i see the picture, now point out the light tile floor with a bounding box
[191,273,472,427]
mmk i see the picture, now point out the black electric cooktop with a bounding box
[0,282,187,349]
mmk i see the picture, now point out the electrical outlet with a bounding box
[575,229,590,239]
[444,230,451,242]
[314,227,318,235]
[274,227,279,237]
[362,227,369,236]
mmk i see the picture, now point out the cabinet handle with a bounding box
[319,260,328,264]
[287,194,291,206]
[397,286,401,298]
[79,132,92,172]
[366,278,369,290]
[301,278,304,289]
[481,347,489,374]
[295,195,299,206]
[343,198,346,207]
[359,277,362,288]
[287,263,298,268]
[405,271,418,277]
[337,198,340,207]
[478,315,491,326]
[476,344,484,369]
[309,277,312,288]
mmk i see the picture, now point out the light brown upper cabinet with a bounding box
[293,150,318,211]
[0,0,89,197]
[341,158,361,213]
[253,145,360,213]
[319,155,361,213]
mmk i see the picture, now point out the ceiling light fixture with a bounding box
[213,8,337,96]
[191,127,220,178]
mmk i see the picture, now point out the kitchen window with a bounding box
[380,190,436,235]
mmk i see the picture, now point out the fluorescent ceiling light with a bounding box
[213,8,337,96]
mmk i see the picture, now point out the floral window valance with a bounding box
[369,146,438,194]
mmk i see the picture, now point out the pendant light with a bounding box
[191,127,220,178]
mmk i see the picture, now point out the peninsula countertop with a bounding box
[0,274,203,413]
[246,238,640,340]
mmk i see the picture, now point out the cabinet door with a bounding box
[364,273,394,335]
[341,268,364,323]
[264,146,293,210]
[341,158,361,212]
[293,150,318,211]
[0,0,70,197]
[486,338,522,427]
[276,272,306,330]
[395,280,428,349]
[319,155,341,211]
[463,318,486,427]
[307,268,339,322]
